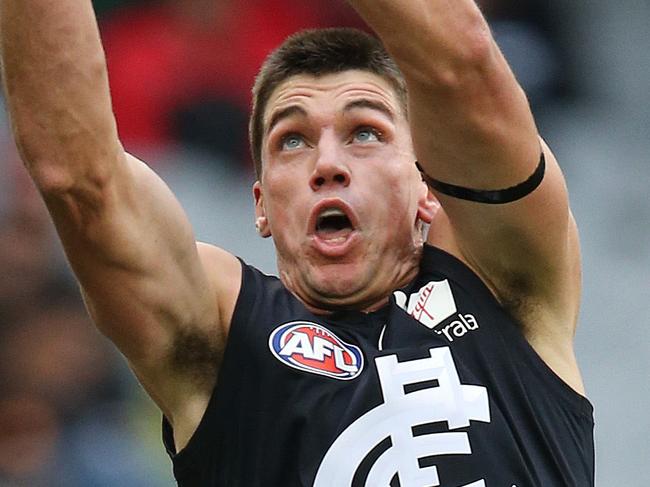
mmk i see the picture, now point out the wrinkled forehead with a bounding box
[262,70,405,134]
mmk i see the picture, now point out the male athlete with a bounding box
[1,0,594,486]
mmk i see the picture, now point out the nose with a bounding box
[309,137,351,191]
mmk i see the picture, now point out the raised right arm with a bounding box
[0,0,241,449]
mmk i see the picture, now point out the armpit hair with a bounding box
[170,327,225,387]
[497,275,545,335]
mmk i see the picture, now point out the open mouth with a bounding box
[309,200,359,253]
[316,208,354,237]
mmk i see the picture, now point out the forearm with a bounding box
[346,0,492,85]
[0,0,120,193]
[347,0,539,184]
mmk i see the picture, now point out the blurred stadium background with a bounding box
[0,0,648,485]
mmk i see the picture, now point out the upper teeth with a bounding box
[319,208,346,219]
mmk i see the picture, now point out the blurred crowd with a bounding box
[95,0,568,170]
[0,1,585,485]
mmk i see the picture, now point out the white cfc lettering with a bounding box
[313,347,491,487]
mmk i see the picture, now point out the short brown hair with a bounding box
[249,28,407,179]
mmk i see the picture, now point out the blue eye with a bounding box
[353,128,380,143]
[281,134,305,151]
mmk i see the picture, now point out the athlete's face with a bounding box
[254,70,437,312]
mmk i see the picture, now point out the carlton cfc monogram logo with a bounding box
[269,322,364,380]
[314,347,491,487]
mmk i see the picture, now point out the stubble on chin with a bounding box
[276,228,424,312]
[280,253,421,313]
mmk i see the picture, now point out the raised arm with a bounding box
[0,0,241,448]
[347,1,583,391]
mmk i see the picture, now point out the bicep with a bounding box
[404,38,579,312]
[45,153,223,364]
[427,142,580,326]
[409,39,542,193]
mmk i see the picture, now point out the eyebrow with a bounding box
[265,98,396,135]
[343,99,395,122]
[266,105,308,135]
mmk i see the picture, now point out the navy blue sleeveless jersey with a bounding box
[163,245,594,486]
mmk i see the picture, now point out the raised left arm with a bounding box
[347,0,583,392]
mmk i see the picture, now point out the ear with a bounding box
[253,181,272,238]
[416,181,440,225]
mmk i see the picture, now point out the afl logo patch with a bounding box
[269,322,364,380]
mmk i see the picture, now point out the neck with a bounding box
[278,245,423,315]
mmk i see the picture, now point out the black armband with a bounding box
[416,152,546,205]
